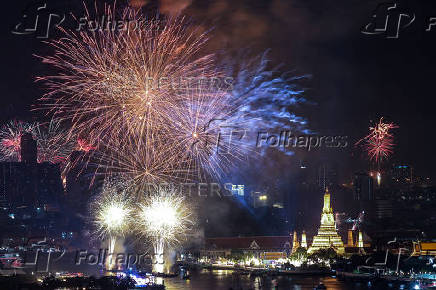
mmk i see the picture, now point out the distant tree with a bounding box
[308,248,339,265]
[290,247,308,261]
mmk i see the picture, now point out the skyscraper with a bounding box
[20,133,37,163]
[353,172,374,201]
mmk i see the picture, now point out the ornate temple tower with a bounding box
[291,231,300,253]
[347,229,354,247]
[358,231,364,248]
[308,188,345,254]
[301,231,308,248]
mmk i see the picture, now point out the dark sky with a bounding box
[2,0,436,181]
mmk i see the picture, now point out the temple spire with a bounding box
[291,231,299,253]
[308,188,345,254]
[301,231,307,248]
[323,187,332,213]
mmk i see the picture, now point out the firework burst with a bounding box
[0,120,35,161]
[34,120,76,164]
[137,188,193,246]
[356,117,398,164]
[136,188,193,273]
[91,178,133,269]
[92,178,133,239]
[37,6,216,149]
[38,5,309,182]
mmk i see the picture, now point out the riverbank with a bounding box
[182,262,332,276]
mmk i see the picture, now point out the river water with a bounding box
[164,269,374,290]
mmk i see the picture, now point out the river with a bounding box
[164,269,374,290]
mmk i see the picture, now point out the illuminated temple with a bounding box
[308,188,345,254]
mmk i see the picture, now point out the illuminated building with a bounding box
[358,231,364,248]
[347,229,354,247]
[344,228,371,254]
[301,231,307,248]
[391,164,413,184]
[231,184,244,196]
[0,134,64,238]
[202,236,292,263]
[251,191,268,208]
[291,231,299,253]
[308,188,345,254]
[412,241,436,256]
[0,134,63,209]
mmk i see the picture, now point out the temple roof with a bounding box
[205,236,291,250]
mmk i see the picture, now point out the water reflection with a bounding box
[164,269,367,290]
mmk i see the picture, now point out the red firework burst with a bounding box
[356,117,398,164]
[77,138,96,152]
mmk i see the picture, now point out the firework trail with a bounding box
[356,117,398,164]
[221,52,309,155]
[34,120,76,164]
[95,131,186,186]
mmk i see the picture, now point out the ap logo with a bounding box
[362,3,415,39]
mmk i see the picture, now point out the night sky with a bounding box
[2,0,436,181]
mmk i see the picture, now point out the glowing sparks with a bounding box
[37,7,216,151]
[34,120,76,164]
[92,179,132,270]
[77,138,96,152]
[356,117,398,164]
[137,189,193,246]
[92,179,133,239]
[37,5,308,182]
[137,189,193,273]
[376,171,381,186]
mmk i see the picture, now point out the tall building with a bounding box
[20,133,37,163]
[0,134,63,210]
[353,172,374,201]
[0,162,63,209]
[65,150,102,213]
[251,191,269,208]
[308,188,345,254]
[391,164,413,184]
